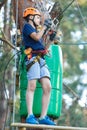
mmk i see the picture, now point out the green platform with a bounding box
[20,45,63,119]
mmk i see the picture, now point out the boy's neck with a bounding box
[28,21,35,29]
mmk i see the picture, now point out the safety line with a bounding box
[62,0,75,14]
[58,42,87,45]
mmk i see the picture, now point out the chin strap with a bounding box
[29,15,38,28]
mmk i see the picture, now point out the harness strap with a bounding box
[24,48,48,71]
[24,48,48,60]
[24,48,32,59]
[26,54,41,71]
[32,49,48,55]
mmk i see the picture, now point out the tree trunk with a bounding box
[12,0,35,33]
[0,1,13,129]
[0,83,6,130]
[0,0,8,10]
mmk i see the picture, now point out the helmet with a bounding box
[23,7,41,18]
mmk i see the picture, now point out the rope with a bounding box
[58,42,87,45]
[62,0,75,14]
[75,0,87,28]
[63,83,80,99]
[15,0,18,45]
[55,0,75,21]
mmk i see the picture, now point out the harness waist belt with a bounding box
[32,49,48,55]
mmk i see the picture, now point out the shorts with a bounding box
[25,57,50,80]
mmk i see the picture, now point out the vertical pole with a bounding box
[12,0,18,124]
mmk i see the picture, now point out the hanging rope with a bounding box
[54,0,75,23]
[62,0,75,14]
[75,0,87,28]
[63,82,80,100]
[15,0,18,45]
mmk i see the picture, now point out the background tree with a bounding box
[0,0,14,129]
[0,0,87,129]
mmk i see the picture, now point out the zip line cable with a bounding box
[58,42,87,45]
[53,0,76,25]
[61,0,75,14]
[58,0,86,27]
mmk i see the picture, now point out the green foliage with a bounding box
[58,99,87,127]
[82,46,87,61]
[62,45,82,77]
[55,0,87,127]
[69,101,85,127]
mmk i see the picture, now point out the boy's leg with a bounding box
[26,57,40,115]
[39,77,51,118]
[26,79,39,124]
[39,78,56,125]
[26,79,37,115]
[25,57,40,124]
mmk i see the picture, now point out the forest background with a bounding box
[0,0,87,130]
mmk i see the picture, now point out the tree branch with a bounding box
[0,37,19,51]
[63,82,80,100]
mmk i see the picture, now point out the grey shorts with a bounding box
[25,57,50,80]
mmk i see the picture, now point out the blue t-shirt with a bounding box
[22,23,45,51]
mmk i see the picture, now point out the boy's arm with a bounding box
[30,19,52,41]
[30,26,46,41]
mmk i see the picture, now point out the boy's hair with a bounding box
[24,15,30,22]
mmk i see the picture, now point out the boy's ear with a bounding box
[29,15,34,20]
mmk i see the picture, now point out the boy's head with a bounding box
[23,7,41,26]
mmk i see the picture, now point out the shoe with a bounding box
[26,114,39,124]
[39,116,56,125]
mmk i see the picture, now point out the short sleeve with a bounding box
[23,24,35,36]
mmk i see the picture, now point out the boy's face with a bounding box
[34,15,41,26]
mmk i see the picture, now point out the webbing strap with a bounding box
[26,54,41,71]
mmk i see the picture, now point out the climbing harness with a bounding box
[24,47,32,59]
[26,54,41,71]
[24,47,48,71]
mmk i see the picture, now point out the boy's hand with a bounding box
[49,30,57,41]
[44,19,52,29]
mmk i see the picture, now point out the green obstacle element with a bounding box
[20,45,63,119]
[33,85,62,118]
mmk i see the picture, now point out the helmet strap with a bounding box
[26,15,38,27]
[32,15,37,27]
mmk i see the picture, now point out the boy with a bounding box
[22,7,56,125]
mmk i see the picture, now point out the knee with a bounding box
[43,84,51,94]
[30,85,36,92]
[27,82,36,92]
[47,85,51,92]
